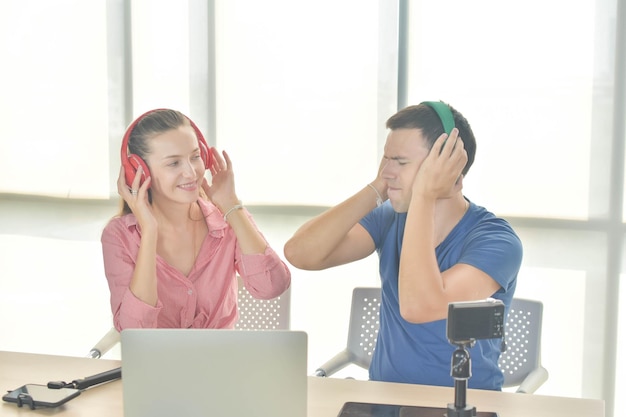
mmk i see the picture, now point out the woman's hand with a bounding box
[117,165,157,231]
[202,148,240,212]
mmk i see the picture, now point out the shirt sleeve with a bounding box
[359,203,396,249]
[237,246,291,300]
[234,214,291,300]
[459,219,523,294]
[101,218,163,330]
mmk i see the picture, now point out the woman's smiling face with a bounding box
[145,124,206,205]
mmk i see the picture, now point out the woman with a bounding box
[101,108,290,330]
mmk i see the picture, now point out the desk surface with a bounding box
[0,350,604,417]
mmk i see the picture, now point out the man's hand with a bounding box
[412,128,468,201]
[370,155,389,202]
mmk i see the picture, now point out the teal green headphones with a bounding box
[421,101,455,135]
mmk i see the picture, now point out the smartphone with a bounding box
[2,384,81,409]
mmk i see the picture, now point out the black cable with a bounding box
[47,367,121,390]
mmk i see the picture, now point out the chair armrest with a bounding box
[314,349,354,377]
[516,366,549,394]
[87,327,120,359]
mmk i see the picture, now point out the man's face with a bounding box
[381,128,430,213]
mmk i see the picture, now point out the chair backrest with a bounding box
[498,297,544,387]
[234,275,291,330]
[345,287,381,368]
[343,288,544,389]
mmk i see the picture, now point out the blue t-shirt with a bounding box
[359,199,522,390]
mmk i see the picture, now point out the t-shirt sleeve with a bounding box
[359,203,394,248]
[458,220,523,293]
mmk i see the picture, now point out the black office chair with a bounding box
[87,276,291,358]
[314,287,548,394]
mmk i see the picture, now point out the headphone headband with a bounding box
[420,101,455,135]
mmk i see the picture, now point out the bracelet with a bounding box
[367,184,383,207]
[223,202,244,221]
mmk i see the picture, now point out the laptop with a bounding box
[121,329,307,417]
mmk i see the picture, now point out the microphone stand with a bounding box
[447,340,477,417]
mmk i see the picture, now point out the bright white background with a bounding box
[0,1,624,416]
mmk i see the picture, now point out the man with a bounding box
[283,102,522,390]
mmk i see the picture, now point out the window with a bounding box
[214,0,385,205]
[0,0,110,198]
[405,0,622,411]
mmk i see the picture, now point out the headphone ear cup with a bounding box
[125,154,150,188]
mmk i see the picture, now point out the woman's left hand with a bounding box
[202,148,240,211]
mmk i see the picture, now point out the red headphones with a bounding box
[120,109,213,188]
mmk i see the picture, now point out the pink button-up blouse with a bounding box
[101,199,291,330]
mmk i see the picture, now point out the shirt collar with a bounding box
[120,198,228,238]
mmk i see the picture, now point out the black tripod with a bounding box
[446,341,477,417]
